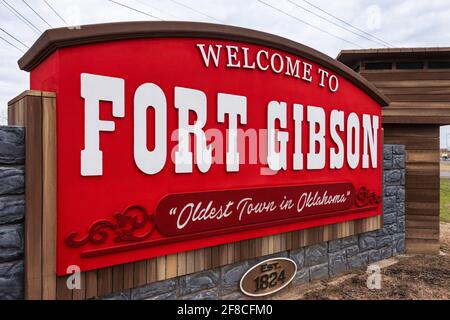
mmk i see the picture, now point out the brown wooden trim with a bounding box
[8,92,45,300]
[112,265,124,293]
[337,47,450,66]
[406,240,440,254]
[146,259,156,284]
[97,267,113,297]
[85,270,98,298]
[373,80,450,88]
[42,95,57,300]
[361,70,450,81]
[383,116,450,124]
[18,21,389,107]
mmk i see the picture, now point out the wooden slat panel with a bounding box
[291,231,299,249]
[56,276,72,300]
[248,239,257,259]
[186,250,195,274]
[354,219,363,234]
[112,265,124,293]
[406,219,440,229]
[384,124,439,138]
[233,242,240,262]
[406,164,439,177]
[362,70,450,81]
[382,105,450,124]
[10,95,45,300]
[146,259,157,283]
[285,232,292,251]
[133,261,147,287]
[7,103,15,124]
[384,137,439,149]
[304,227,320,246]
[273,234,281,253]
[41,96,56,300]
[300,229,308,247]
[85,270,98,299]
[204,247,212,270]
[373,80,450,88]
[406,239,440,254]
[240,240,249,261]
[226,244,234,265]
[389,102,450,109]
[383,115,450,125]
[177,252,186,276]
[406,188,439,202]
[386,94,450,102]
[406,202,440,216]
[280,233,287,252]
[380,87,450,95]
[406,150,439,163]
[166,254,177,279]
[27,95,44,300]
[211,246,220,269]
[406,228,440,240]
[123,263,134,289]
[97,268,113,297]
[268,235,275,255]
[261,236,269,256]
[156,256,166,281]
[219,244,228,266]
[406,175,440,189]
[322,225,332,242]
[405,214,440,221]
[406,168,439,184]
[384,108,450,118]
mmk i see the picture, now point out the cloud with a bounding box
[1,0,450,144]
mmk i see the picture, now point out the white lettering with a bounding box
[81,73,124,176]
[174,87,212,173]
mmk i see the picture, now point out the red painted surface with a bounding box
[156,183,357,236]
[29,38,383,275]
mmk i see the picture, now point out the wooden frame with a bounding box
[8,90,382,300]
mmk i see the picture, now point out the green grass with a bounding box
[440,178,450,222]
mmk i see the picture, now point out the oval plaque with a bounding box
[240,257,297,297]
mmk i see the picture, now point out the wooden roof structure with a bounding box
[338,47,450,125]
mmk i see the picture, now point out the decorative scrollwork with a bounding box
[65,205,155,248]
[354,187,381,208]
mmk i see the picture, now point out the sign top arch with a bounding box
[19,21,388,106]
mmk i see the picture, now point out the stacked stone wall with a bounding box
[0,127,25,300]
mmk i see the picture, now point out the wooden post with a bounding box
[8,90,57,300]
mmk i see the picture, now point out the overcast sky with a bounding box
[1,0,450,147]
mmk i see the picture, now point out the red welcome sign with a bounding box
[22,22,387,275]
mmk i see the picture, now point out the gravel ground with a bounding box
[273,223,450,300]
